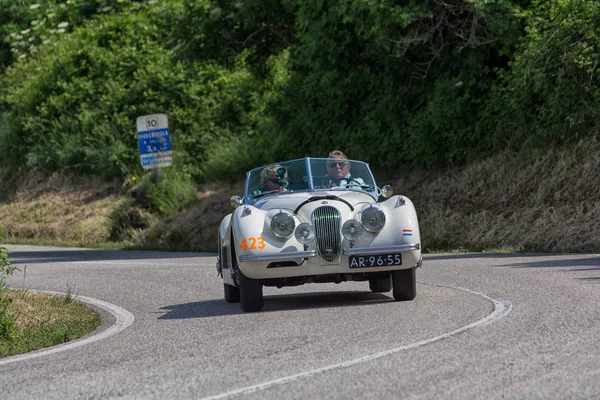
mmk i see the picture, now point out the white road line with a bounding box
[0,291,135,366]
[201,281,513,400]
[59,261,214,267]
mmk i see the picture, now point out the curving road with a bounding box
[1,244,599,399]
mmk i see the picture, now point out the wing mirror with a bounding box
[229,195,243,209]
[380,185,393,199]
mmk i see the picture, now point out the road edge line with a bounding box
[0,290,135,366]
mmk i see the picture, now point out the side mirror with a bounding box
[380,185,393,199]
[229,195,243,209]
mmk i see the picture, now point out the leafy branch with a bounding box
[0,246,16,292]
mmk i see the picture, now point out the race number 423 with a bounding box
[239,237,265,250]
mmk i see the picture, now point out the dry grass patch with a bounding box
[0,171,119,246]
[2,141,600,254]
[141,181,244,251]
[0,290,101,358]
[384,139,600,253]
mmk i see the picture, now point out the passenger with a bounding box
[326,150,364,188]
[256,164,288,194]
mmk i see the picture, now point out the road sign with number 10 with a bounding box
[136,114,173,169]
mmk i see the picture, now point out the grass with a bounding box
[379,138,600,254]
[1,139,600,254]
[0,170,119,247]
[0,289,101,358]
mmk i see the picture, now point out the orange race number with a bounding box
[239,237,266,250]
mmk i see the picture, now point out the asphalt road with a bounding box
[1,244,599,399]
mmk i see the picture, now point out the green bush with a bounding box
[0,0,144,68]
[0,247,16,340]
[488,0,600,151]
[0,247,15,291]
[3,0,599,182]
[1,1,275,180]
[1,4,186,177]
[237,0,523,168]
[108,168,197,241]
[131,170,198,215]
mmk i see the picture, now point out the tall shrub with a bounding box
[0,4,186,177]
[488,0,600,151]
[259,0,523,168]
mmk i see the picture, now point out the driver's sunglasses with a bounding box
[327,161,348,168]
[269,178,281,184]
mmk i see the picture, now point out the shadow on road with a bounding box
[423,253,551,261]
[499,256,600,282]
[425,252,600,282]
[426,253,600,266]
[158,291,393,319]
[498,256,600,269]
[6,248,215,265]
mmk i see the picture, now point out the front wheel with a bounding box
[392,267,416,301]
[369,275,392,292]
[224,283,240,303]
[238,270,264,312]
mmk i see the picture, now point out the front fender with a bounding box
[219,214,233,247]
[232,205,311,278]
[232,205,303,252]
[353,195,421,254]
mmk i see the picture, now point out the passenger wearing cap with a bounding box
[254,164,288,195]
[326,150,364,188]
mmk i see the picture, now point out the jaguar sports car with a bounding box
[216,157,422,312]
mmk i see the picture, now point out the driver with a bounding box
[326,150,364,188]
[256,164,288,194]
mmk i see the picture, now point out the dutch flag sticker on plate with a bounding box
[402,229,413,236]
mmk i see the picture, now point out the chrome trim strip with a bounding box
[239,250,317,262]
[343,243,420,256]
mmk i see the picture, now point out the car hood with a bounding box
[253,190,375,212]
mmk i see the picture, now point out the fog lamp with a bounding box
[294,223,315,244]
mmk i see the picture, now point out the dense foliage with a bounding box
[1,0,599,180]
[488,0,600,151]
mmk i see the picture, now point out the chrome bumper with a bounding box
[343,243,420,256]
[239,250,317,262]
[238,243,419,262]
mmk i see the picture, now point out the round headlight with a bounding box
[271,212,295,239]
[294,222,315,244]
[342,219,364,241]
[361,206,386,233]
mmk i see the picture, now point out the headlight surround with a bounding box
[361,206,386,233]
[294,222,316,244]
[270,212,296,239]
[342,219,363,241]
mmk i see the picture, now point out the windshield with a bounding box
[244,158,377,203]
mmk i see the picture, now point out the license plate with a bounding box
[349,253,402,268]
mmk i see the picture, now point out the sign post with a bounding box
[136,114,173,170]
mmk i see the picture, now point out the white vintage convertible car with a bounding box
[217,157,422,311]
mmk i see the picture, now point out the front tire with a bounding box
[392,267,416,301]
[238,270,264,312]
[224,283,240,303]
[369,275,392,292]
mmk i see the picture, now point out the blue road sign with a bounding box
[137,128,172,155]
[136,114,173,169]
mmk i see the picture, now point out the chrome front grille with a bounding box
[311,206,341,262]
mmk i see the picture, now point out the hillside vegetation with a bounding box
[1,0,599,253]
